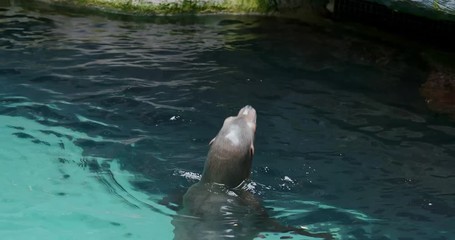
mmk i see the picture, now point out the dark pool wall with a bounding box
[331,0,455,45]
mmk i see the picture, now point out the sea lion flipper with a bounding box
[159,187,186,212]
[266,219,334,240]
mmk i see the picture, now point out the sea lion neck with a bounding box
[200,105,257,188]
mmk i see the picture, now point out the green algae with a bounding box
[45,0,277,15]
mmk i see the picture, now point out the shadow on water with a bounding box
[1,2,455,239]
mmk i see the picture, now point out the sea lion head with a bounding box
[200,105,257,188]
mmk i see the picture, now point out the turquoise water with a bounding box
[1,3,455,240]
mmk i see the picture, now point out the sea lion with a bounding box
[171,105,333,240]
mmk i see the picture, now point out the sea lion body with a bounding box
[174,183,264,240]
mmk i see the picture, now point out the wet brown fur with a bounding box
[200,109,256,188]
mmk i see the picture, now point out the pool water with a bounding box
[1,3,454,240]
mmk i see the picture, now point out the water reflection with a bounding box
[0,115,174,239]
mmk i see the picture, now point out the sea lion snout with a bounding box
[237,105,256,133]
[238,105,256,124]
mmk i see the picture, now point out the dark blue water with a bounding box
[1,3,454,240]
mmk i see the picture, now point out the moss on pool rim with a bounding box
[36,0,278,15]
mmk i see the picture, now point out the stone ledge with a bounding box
[34,0,309,15]
[30,0,331,25]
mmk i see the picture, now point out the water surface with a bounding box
[1,3,454,240]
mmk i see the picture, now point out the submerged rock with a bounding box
[420,61,455,119]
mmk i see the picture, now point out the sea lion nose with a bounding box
[239,105,254,115]
[243,105,254,111]
[244,105,253,112]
